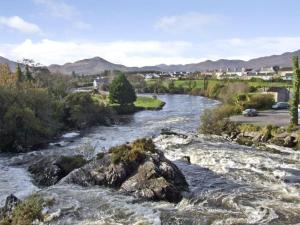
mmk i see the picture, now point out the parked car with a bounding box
[242,108,258,117]
[272,102,289,110]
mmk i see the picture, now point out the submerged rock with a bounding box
[62,139,188,203]
[28,155,87,186]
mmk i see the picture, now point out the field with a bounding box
[146,79,292,89]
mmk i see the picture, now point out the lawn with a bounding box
[147,79,292,89]
[134,96,165,110]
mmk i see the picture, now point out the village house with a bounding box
[278,67,293,80]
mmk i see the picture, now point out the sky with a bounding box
[0,0,300,66]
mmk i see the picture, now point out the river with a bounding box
[0,95,300,224]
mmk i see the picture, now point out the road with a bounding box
[230,109,298,127]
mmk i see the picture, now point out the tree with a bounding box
[25,65,33,81]
[109,73,136,105]
[16,64,23,83]
[290,56,300,126]
[0,64,16,86]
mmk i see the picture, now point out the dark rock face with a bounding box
[28,155,87,187]
[0,194,20,220]
[180,156,191,164]
[62,151,188,203]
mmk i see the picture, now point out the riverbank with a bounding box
[200,106,300,150]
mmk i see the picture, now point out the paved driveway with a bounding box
[230,109,298,127]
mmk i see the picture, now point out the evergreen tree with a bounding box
[290,56,300,126]
[109,73,136,105]
[16,64,23,83]
[25,65,33,81]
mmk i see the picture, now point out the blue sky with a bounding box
[0,0,300,66]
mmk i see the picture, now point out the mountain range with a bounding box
[1,49,300,75]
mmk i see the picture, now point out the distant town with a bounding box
[142,66,293,81]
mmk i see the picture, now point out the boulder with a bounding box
[181,156,191,164]
[0,194,20,220]
[28,155,87,186]
[62,139,188,203]
[160,128,188,139]
[283,135,296,147]
[270,133,297,147]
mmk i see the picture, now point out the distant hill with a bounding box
[156,50,300,72]
[0,56,18,71]
[48,57,129,75]
[1,49,300,74]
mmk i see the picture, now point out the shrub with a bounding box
[219,82,249,103]
[238,124,261,133]
[260,125,275,141]
[249,86,258,92]
[0,194,44,225]
[109,138,157,164]
[189,87,203,96]
[63,92,111,128]
[0,85,62,152]
[205,83,224,98]
[199,105,239,135]
[243,94,275,110]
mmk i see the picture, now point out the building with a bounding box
[265,87,290,102]
[93,76,109,89]
[259,66,279,75]
[278,67,293,81]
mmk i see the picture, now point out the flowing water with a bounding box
[0,95,300,225]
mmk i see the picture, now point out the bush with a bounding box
[199,105,239,135]
[238,124,261,133]
[109,138,157,164]
[0,85,62,152]
[205,83,224,98]
[219,82,249,104]
[189,87,203,96]
[0,195,44,225]
[63,92,112,128]
[243,94,275,110]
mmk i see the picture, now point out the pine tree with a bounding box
[16,64,23,83]
[290,56,300,126]
[25,65,33,81]
[109,73,136,105]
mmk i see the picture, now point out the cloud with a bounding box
[33,0,91,30]
[0,39,196,66]
[1,37,300,67]
[33,0,78,19]
[0,16,40,33]
[155,12,221,32]
[199,37,300,60]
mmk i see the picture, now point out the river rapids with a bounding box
[0,95,299,224]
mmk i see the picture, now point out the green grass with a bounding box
[134,96,165,110]
[146,79,292,89]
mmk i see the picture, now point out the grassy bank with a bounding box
[134,96,165,110]
[108,96,165,114]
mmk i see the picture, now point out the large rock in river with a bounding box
[62,138,188,203]
[28,155,87,186]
